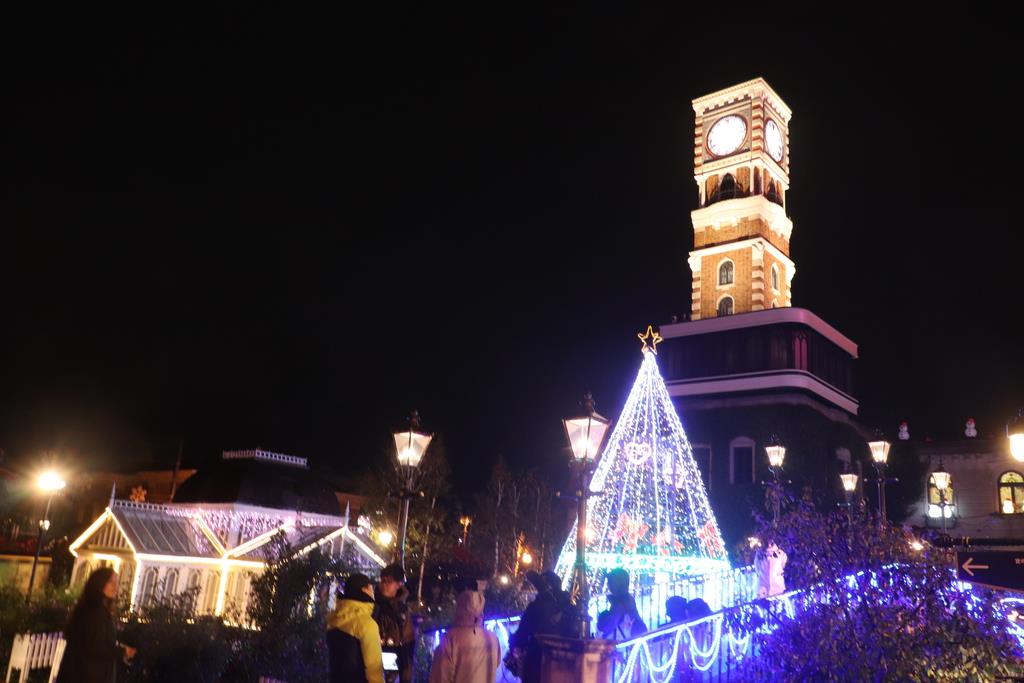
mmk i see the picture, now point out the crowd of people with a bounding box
[329,564,500,683]
[57,564,716,683]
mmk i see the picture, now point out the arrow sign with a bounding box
[960,556,990,577]
[956,550,1024,592]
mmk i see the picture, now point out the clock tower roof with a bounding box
[692,77,791,123]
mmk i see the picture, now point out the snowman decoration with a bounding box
[898,421,910,441]
[965,418,978,438]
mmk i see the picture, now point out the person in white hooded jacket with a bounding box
[429,589,501,683]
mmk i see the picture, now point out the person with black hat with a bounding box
[373,563,415,683]
[327,573,385,683]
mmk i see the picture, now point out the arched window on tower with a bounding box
[766,179,783,207]
[718,260,734,286]
[720,173,738,200]
[708,173,745,205]
[717,296,734,317]
[771,264,780,292]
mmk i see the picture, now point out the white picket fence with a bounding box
[4,632,65,683]
[5,630,288,683]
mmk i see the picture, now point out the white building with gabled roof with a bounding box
[68,450,387,617]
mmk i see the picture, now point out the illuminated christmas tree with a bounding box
[555,327,729,596]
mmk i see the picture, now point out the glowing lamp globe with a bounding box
[1010,417,1024,462]
[563,406,610,462]
[378,530,394,546]
[38,471,66,492]
[868,439,891,465]
[393,427,432,468]
[521,552,533,566]
[839,472,858,493]
[765,444,786,469]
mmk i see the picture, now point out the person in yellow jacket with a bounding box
[327,573,385,683]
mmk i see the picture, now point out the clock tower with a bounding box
[689,78,794,320]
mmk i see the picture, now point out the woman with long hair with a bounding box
[56,566,136,683]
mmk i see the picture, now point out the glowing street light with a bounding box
[27,470,66,603]
[868,435,893,520]
[765,439,786,471]
[562,391,611,638]
[932,463,951,534]
[392,410,433,568]
[839,471,858,524]
[521,551,533,566]
[1009,409,1024,462]
[459,516,472,545]
[378,529,394,546]
[763,435,786,523]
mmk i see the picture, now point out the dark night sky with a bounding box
[2,12,1020,496]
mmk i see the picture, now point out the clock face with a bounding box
[706,115,747,157]
[765,119,784,162]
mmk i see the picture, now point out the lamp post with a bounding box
[839,471,858,524]
[932,463,951,534]
[562,392,611,639]
[1009,409,1024,463]
[392,410,433,568]
[459,516,472,546]
[868,437,892,520]
[764,436,786,524]
[27,471,65,603]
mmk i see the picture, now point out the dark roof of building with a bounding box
[172,450,341,516]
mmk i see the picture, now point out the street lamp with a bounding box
[868,436,892,520]
[459,516,472,545]
[932,463,951,534]
[392,410,433,568]
[1009,409,1024,462]
[27,470,66,603]
[562,391,611,639]
[839,471,858,524]
[763,436,786,524]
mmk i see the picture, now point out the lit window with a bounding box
[718,261,734,286]
[999,472,1024,514]
[717,297,734,317]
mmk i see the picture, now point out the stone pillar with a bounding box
[536,635,617,683]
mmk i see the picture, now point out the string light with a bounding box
[556,350,729,595]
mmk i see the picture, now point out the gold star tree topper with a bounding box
[637,325,663,354]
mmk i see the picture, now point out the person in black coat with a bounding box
[56,566,136,683]
[507,571,573,683]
